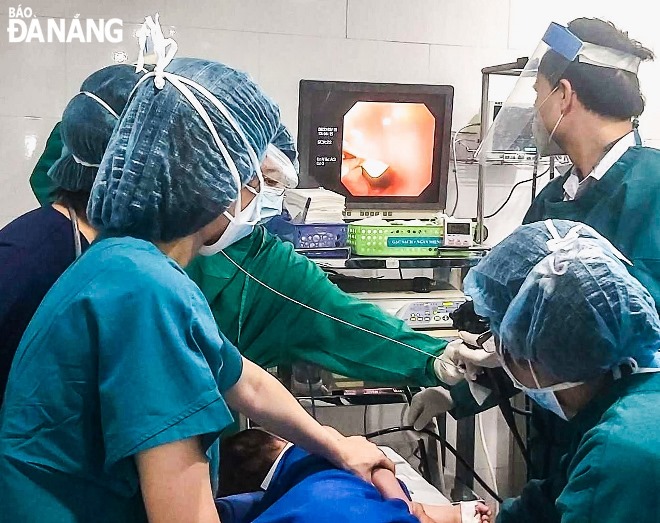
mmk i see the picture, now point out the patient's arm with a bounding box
[371,468,412,510]
[371,468,491,523]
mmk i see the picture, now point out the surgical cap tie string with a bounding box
[176,75,266,220]
[71,154,100,168]
[80,91,120,119]
[68,91,121,168]
[136,14,177,89]
[131,14,252,218]
[544,219,632,271]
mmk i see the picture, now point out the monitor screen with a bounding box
[298,81,454,210]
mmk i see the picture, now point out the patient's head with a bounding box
[218,429,288,497]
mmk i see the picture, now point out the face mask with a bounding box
[199,191,261,256]
[533,86,565,157]
[257,185,285,224]
[502,358,583,420]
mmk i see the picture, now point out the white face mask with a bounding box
[502,359,583,420]
[199,181,263,256]
[197,185,264,258]
[533,86,565,157]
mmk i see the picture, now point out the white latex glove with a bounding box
[432,340,466,385]
[456,331,501,381]
[408,387,455,431]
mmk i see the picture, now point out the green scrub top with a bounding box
[29,123,448,388]
[185,226,447,386]
[30,122,62,206]
[0,237,243,522]
[523,145,660,480]
[497,372,660,522]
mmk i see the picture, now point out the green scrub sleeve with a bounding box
[29,122,62,206]
[254,237,448,386]
[189,229,448,387]
[97,278,242,469]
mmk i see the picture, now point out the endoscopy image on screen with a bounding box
[340,102,435,197]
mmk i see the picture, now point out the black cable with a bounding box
[416,439,433,483]
[482,369,534,475]
[363,405,368,434]
[365,425,504,503]
[511,406,532,416]
[308,381,317,420]
[484,167,550,219]
[531,155,539,202]
[549,156,555,181]
[449,124,479,217]
[398,267,404,280]
[450,164,459,217]
[403,387,414,406]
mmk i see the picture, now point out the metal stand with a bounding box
[475,57,529,245]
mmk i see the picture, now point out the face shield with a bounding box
[476,22,643,165]
[262,144,298,189]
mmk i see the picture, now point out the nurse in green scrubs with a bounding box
[464,220,660,523]
[30,119,451,390]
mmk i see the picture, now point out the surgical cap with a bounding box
[464,220,660,382]
[47,64,143,192]
[88,57,281,242]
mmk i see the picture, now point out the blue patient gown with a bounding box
[0,237,243,523]
[250,447,419,523]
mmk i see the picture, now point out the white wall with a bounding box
[3,0,660,231]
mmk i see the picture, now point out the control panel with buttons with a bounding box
[352,290,466,330]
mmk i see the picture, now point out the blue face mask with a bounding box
[257,185,285,224]
[524,388,569,420]
[502,359,583,420]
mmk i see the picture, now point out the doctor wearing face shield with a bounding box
[461,219,660,522]
[0,22,394,522]
[476,19,659,303]
[410,17,660,478]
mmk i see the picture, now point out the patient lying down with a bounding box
[219,429,491,523]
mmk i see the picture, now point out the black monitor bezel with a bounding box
[297,80,454,211]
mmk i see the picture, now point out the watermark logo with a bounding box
[8,6,123,43]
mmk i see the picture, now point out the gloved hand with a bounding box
[455,331,500,381]
[432,340,467,385]
[408,387,454,431]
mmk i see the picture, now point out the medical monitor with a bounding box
[297,80,454,219]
